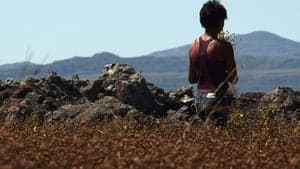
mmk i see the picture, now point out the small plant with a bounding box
[218,30,237,48]
[292,121,300,138]
[258,105,281,130]
[23,110,43,136]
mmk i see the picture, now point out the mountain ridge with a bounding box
[147,31,300,58]
[1,31,300,92]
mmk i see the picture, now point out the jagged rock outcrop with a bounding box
[169,86,195,107]
[45,96,142,124]
[0,64,181,123]
[238,92,265,110]
[0,63,299,125]
[82,64,178,117]
[166,86,197,121]
[0,79,20,105]
[259,87,300,123]
[261,87,300,109]
[0,73,84,122]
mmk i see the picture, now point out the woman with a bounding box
[189,0,238,126]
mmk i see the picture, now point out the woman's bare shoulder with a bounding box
[189,37,200,57]
[210,39,232,49]
[208,39,233,59]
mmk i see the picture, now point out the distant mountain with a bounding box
[147,31,300,58]
[43,52,120,76]
[1,31,300,92]
[0,62,41,80]
[236,31,300,57]
[0,52,120,80]
[147,45,190,57]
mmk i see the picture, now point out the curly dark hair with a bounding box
[200,0,227,29]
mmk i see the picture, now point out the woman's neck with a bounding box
[204,30,219,39]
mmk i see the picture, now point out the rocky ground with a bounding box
[0,63,299,169]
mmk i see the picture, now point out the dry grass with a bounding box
[0,114,299,169]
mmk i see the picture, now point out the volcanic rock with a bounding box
[0,74,83,123]
[238,92,264,110]
[259,86,300,123]
[169,86,195,108]
[83,64,178,117]
[45,96,142,124]
[1,63,299,126]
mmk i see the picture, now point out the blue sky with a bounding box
[0,0,299,64]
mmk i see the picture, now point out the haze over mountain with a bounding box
[1,31,300,92]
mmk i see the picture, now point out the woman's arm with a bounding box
[223,43,238,84]
[188,55,197,83]
[188,40,199,84]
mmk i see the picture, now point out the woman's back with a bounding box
[189,36,234,93]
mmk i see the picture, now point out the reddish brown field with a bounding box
[0,118,299,169]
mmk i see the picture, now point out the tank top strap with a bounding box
[198,37,214,56]
[197,37,215,92]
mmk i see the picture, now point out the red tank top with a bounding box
[196,38,227,93]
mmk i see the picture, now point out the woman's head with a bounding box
[200,0,227,32]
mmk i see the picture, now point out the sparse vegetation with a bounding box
[0,112,299,169]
